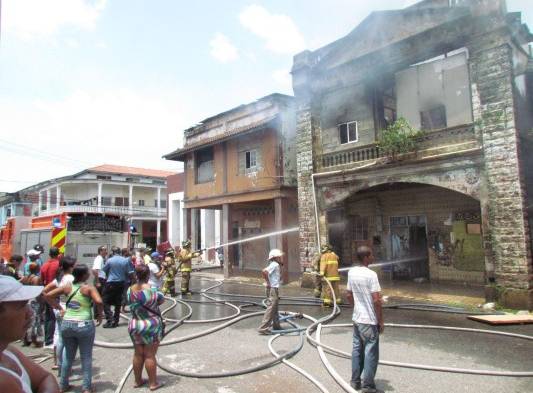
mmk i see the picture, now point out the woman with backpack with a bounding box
[127,264,165,391]
[45,263,103,393]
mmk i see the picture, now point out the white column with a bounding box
[46,189,51,212]
[204,209,216,262]
[129,184,133,213]
[156,219,161,245]
[38,192,42,214]
[97,182,103,207]
[157,187,162,214]
[56,185,61,210]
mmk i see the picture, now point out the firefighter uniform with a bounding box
[319,250,341,306]
[161,250,177,297]
[312,253,322,298]
[179,241,201,295]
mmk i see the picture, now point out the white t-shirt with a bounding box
[93,255,106,279]
[347,266,381,325]
[148,262,162,288]
[52,274,75,308]
[264,261,281,288]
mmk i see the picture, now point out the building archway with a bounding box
[325,182,485,285]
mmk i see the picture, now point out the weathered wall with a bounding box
[469,32,533,308]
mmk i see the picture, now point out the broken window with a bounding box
[339,121,358,144]
[396,50,472,131]
[196,147,214,183]
[420,105,447,130]
[245,150,257,170]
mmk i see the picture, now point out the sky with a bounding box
[1,0,532,192]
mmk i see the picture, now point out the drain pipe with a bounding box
[310,161,377,250]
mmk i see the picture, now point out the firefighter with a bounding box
[178,240,202,295]
[319,244,341,306]
[161,249,178,296]
[311,247,325,298]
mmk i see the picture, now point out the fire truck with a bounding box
[0,212,128,265]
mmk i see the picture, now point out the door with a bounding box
[390,215,428,279]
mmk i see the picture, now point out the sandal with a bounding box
[149,382,165,391]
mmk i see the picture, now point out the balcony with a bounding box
[319,124,479,170]
[43,205,166,218]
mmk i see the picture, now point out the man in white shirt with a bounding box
[346,246,383,393]
[92,246,108,296]
[257,249,284,335]
[148,252,165,289]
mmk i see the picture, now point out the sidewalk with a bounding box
[194,267,486,308]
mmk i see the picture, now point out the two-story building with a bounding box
[6,165,175,252]
[293,0,533,308]
[164,94,299,280]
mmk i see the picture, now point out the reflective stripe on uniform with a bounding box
[325,261,338,265]
[326,276,340,281]
[181,268,192,272]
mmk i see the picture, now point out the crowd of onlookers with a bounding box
[0,245,169,393]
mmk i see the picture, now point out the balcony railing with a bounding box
[43,205,166,218]
[320,124,477,169]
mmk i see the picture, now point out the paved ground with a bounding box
[17,273,533,393]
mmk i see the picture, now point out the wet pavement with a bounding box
[16,273,533,393]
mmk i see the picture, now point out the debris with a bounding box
[482,302,495,311]
[467,314,533,325]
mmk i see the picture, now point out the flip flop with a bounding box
[134,379,148,388]
[149,382,165,391]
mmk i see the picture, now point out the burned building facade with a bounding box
[293,0,533,308]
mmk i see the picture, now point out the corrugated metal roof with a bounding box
[89,165,176,178]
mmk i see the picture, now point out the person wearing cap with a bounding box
[24,249,43,277]
[148,252,165,291]
[20,263,44,348]
[0,275,60,393]
[161,249,177,296]
[257,248,284,335]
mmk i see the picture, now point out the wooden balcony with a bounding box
[319,123,478,170]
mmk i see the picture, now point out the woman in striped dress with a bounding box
[127,264,165,391]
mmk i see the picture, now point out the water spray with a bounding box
[338,256,427,272]
[202,226,300,252]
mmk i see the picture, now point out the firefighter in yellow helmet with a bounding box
[319,244,341,306]
[178,239,202,295]
[161,249,177,296]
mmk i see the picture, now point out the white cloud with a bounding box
[3,0,107,40]
[239,5,305,54]
[272,68,292,93]
[209,33,239,63]
[0,88,190,192]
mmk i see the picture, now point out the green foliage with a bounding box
[378,118,423,159]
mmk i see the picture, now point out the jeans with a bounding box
[351,323,379,392]
[44,303,56,345]
[55,317,64,369]
[60,320,96,391]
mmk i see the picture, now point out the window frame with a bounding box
[245,149,257,171]
[195,147,215,184]
[338,121,358,145]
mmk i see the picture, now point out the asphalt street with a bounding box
[17,274,533,393]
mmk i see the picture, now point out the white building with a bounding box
[17,165,175,248]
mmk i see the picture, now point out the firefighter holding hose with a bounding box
[161,249,178,296]
[319,244,342,306]
[178,240,202,295]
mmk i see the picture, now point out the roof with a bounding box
[164,114,279,161]
[88,165,176,178]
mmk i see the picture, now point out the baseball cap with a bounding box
[0,276,43,303]
[27,249,41,256]
[151,251,160,259]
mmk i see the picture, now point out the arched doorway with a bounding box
[326,182,485,285]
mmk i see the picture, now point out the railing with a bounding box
[42,205,167,218]
[320,124,477,169]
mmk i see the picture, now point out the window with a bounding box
[245,150,257,170]
[101,197,112,206]
[353,216,369,241]
[196,147,214,183]
[114,197,129,207]
[152,179,165,185]
[125,177,140,182]
[339,121,358,144]
[160,199,167,209]
[96,175,111,180]
[420,106,447,130]
[138,200,145,207]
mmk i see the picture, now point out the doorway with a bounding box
[390,215,428,280]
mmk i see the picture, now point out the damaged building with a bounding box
[164,94,299,281]
[293,0,533,308]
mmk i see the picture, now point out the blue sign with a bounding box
[52,217,62,228]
